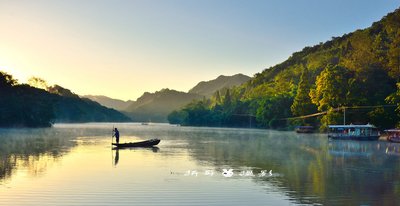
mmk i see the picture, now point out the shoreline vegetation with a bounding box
[168,8,400,131]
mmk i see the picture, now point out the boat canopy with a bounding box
[385,129,400,132]
[296,126,314,128]
[328,124,376,129]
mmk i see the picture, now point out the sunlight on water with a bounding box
[1,123,400,205]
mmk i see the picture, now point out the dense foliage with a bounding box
[169,8,400,130]
[0,72,131,127]
[0,72,55,127]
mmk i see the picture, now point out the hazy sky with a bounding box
[0,1,398,100]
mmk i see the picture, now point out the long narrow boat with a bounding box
[328,124,380,141]
[295,126,314,133]
[112,139,160,148]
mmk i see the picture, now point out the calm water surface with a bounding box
[0,123,399,205]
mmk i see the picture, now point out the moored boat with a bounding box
[295,126,314,133]
[328,124,380,141]
[112,139,160,148]
[385,129,400,143]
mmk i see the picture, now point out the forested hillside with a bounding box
[125,89,202,122]
[169,8,400,130]
[0,72,131,127]
[123,74,249,122]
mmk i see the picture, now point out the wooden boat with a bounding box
[385,129,400,143]
[327,124,380,141]
[112,139,160,148]
[295,126,314,133]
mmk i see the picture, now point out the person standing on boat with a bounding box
[113,128,120,144]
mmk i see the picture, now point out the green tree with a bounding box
[211,90,222,107]
[167,110,187,125]
[386,83,400,127]
[387,31,400,80]
[182,100,212,126]
[368,106,399,129]
[223,89,232,108]
[310,65,352,111]
[255,94,293,128]
[291,66,317,117]
[319,109,343,131]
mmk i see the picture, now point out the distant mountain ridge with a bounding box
[84,74,250,122]
[83,95,134,111]
[123,74,251,122]
[124,89,202,122]
[189,73,250,97]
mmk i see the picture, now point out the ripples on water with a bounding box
[0,123,400,205]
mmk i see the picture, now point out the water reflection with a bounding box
[0,128,76,182]
[385,143,400,156]
[114,148,119,166]
[112,147,159,167]
[1,124,400,206]
[179,131,400,205]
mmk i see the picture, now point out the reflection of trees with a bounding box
[183,130,400,205]
[0,128,76,182]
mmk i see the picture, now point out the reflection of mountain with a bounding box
[180,131,400,205]
[0,129,77,181]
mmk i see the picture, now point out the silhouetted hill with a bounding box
[189,74,250,97]
[125,89,202,122]
[0,72,131,128]
[83,95,134,111]
[47,85,131,123]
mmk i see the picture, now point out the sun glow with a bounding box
[0,64,29,84]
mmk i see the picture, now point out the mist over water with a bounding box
[0,123,399,205]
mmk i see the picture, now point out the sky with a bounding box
[0,0,399,101]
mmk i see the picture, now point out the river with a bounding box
[0,123,399,205]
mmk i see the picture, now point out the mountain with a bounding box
[83,95,134,111]
[123,74,250,122]
[47,85,131,123]
[169,7,400,129]
[0,73,131,128]
[189,73,250,97]
[125,89,202,122]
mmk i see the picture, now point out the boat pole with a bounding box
[343,106,346,125]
